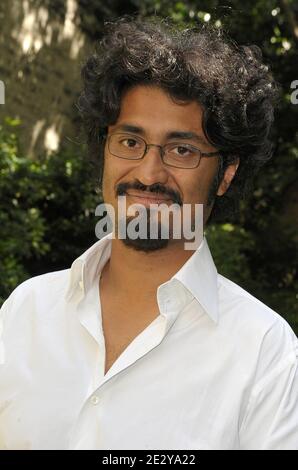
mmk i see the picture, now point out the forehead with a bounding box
[109,85,205,137]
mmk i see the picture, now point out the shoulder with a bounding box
[218,273,288,329]
[0,269,70,324]
[0,269,73,367]
[217,273,298,378]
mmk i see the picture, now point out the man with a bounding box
[0,16,297,450]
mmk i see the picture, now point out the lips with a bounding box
[125,190,172,205]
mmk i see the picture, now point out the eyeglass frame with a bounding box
[103,132,221,169]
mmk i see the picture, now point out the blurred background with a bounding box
[0,0,297,333]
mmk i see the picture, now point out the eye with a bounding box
[122,138,137,148]
[118,135,142,149]
[169,144,196,157]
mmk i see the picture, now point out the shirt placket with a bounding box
[69,311,169,449]
[70,280,188,449]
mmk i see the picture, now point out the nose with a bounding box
[133,145,169,186]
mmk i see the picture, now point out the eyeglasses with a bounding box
[105,132,220,169]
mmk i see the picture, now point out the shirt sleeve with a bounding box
[0,292,17,366]
[0,281,29,366]
[0,298,10,365]
[239,318,298,450]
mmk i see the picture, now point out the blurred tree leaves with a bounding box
[0,118,100,304]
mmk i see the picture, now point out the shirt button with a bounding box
[78,280,84,290]
[90,395,99,405]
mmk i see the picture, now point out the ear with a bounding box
[217,157,240,196]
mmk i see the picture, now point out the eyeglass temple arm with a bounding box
[201,150,221,156]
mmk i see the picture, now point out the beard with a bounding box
[113,181,183,252]
[118,207,170,252]
[111,175,214,252]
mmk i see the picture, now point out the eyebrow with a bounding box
[114,124,210,146]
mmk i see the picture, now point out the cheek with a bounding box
[102,154,133,202]
[189,160,220,200]
[102,156,115,202]
[182,176,207,203]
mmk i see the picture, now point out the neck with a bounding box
[101,237,196,303]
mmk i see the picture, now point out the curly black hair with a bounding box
[77,15,280,222]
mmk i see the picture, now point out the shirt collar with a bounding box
[172,237,219,324]
[65,232,113,303]
[65,232,219,324]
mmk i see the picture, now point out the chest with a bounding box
[100,297,159,375]
[102,324,153,376]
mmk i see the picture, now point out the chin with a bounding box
[121,236,169,252]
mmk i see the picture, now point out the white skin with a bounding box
[100,84,239,320]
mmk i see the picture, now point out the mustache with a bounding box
[116,181,182,206]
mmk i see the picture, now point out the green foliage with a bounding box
[0,119,100,304]
[206,223,255,285]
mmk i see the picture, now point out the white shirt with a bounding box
[0,232,297,450]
